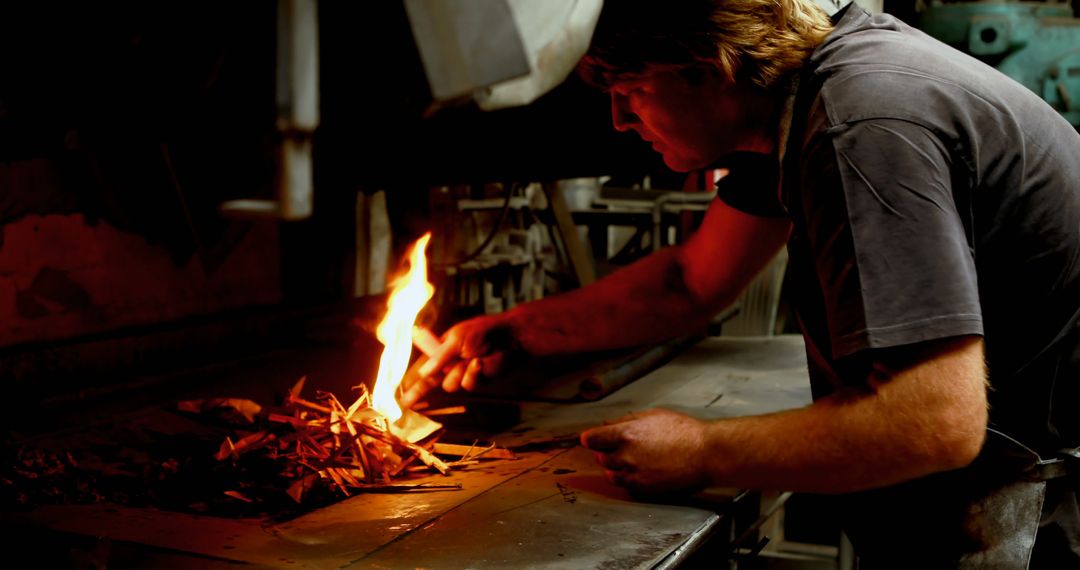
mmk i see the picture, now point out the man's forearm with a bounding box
[504,246,716,356]
[701,337,988,493]
[495,201,790,357]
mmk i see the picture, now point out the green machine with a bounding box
[919,0,1080,127]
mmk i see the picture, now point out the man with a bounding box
[403,0,1080,566]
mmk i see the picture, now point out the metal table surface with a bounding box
[7,335,811,569]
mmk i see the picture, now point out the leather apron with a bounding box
[837,429,1079,569]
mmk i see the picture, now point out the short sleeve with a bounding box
[715,151,787,218]
[800,119,984,358]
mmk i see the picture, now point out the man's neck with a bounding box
[730,86,788,156]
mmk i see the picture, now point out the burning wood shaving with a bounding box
[210,377,514,503]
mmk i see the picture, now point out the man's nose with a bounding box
[611,92,639,132]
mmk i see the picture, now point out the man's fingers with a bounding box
[419,335,461,377]
[594,451,631,472]
[459,353,504,392]
[580,425,625,452]
[412,326,441,357]
[442,361,467,393]
[479,352,505,377]
[399,384,422,409]
[399,374,440,408]
[399,356,428,393]
[461,358,482,391]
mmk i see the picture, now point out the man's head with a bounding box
[579,0,833,171]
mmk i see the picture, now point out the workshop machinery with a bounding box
[918,0,1080,127]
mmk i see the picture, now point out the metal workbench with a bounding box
[6,335,811,569]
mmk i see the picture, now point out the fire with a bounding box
[368,233,434,422]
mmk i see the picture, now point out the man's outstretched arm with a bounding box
[432,198,790,361]
[402,200,791,406]
[583,335,988,494]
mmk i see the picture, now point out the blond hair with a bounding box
[579,0,834,90]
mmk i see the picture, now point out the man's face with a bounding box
[608,67,774,171]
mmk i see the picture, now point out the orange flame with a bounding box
[368,233,434,422]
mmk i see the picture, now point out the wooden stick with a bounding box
[337,468,362,487]
[422,406,467,417]
[324,396,376,482]
[353,422,449,474]
[269,413,310,427]
[444,460,481,468]
[412,326,442,357]
[355,435,374,484]
[388,449,422,477]
[326,467,350,496]
[431,442,477,458]
[353,482,462,492]
[431,442,516,460]
[288,397,335,415]
[288,376,307,401]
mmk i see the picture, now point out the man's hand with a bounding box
[399,315,520,408]
[580,408,712,494]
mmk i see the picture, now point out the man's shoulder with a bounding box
[807,9,1043,132]
[812,16,984,121]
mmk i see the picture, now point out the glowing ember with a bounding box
[367,233,434,422]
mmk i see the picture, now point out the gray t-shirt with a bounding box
[722,5,1080,455]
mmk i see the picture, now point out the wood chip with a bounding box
[432,442,516,461]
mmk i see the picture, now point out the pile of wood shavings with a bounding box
[207,377,514,504]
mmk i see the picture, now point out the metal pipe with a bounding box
[221,0,319,220]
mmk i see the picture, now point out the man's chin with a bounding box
[661,154,705,173]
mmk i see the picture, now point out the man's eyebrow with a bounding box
[608,74,645,89]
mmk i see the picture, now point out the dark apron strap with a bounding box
[1057,445,1080,481]
[984,427,1074,481]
